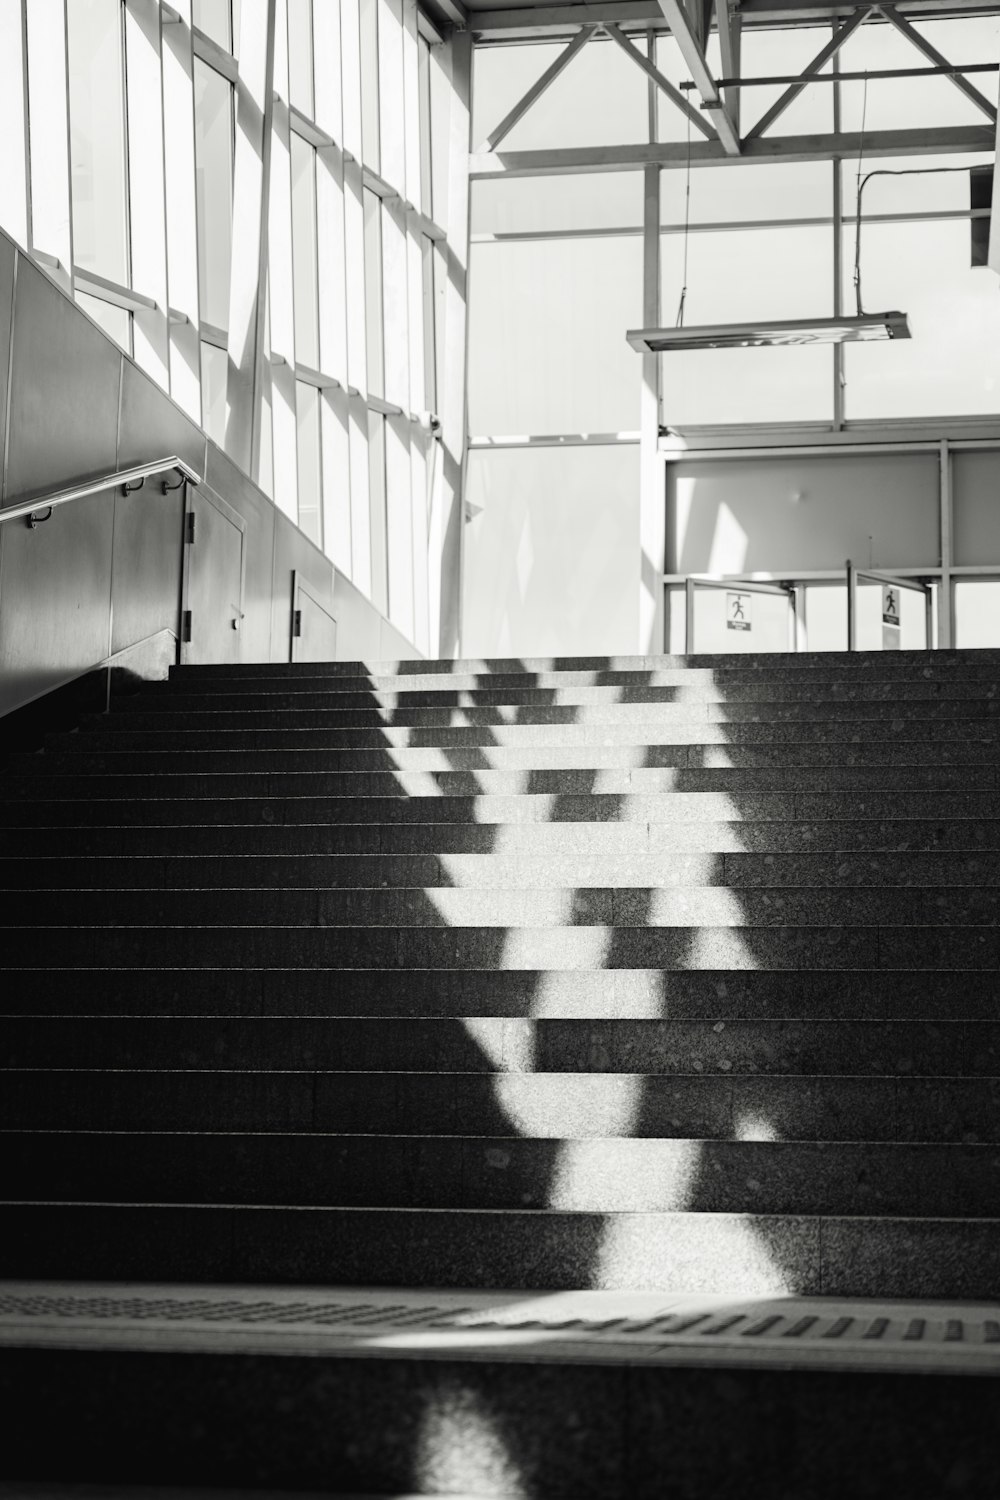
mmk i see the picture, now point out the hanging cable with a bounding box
[851,67,973,313]
[852,74,869,316]
[854,164,975,317]
[675,109,692,327]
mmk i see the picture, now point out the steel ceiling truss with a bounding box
[472,2,1000,168]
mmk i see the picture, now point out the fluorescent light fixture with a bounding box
[626,312,911,353]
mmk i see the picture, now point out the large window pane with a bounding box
[662,162,832,226]
[67,0,128,284]
[468,236,642,434]
[422,238,437,412]
[839,17,993,133]
[841,153,993,219]
[367,409,388,610]
[955,581,1000,648]
[200,340,228,446]
[661,225,833,325]
[288,0,315,117]
[194,61,234,329]
[194,0,232,50]
[658,226,834,425]
[418,35,433,217]
[474,36,646,151]
[738,25,833,137]
[77,291,131,355]
[655,34,721,143]
[296,381,323,547]
[473,174,641,236]
[364,189,384,398]
[291,134,319,368]
[843,219,1000,418]
[360,0,381,170]
[464,445,640,656]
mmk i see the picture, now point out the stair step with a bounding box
[5,819,1000,858]
[3,1070,996,1141]
[8,765,997,798]
[3,1016,993,1074]
[6,850,1000,890]
[5,1131,999,1217]
[3,966,988,1020]
[28,739,1000,769]
[1,921,995,969]
[3,1201,999,1298]
[5,790,1000,827]
[1,885,996,927]
[170,657,1000,687]
[170,648,1000,676]
[74,716,1000,746]
[131,681,1000,707]
[107,700,1000,727]
[3,1286,999,1500]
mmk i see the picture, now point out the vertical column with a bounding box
[268,0,299,518]
[226,0,278,480]
[125,0,170,390]
[403,0,429,652]
[26,0,74,291]
[938,437,953,649]
[434,29,470,659]
[162,0,202,420]
[832,33,845,430]
[0,0,31,252]
[638,162,664,655]
[342,0,372,594]
[314,0,352,574]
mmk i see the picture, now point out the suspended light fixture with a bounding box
[632,76,913,358]
[627,312,911,354]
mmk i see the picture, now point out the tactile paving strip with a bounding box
[2,1285,1000,1373]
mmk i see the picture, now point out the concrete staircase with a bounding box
[2,649,1000,1494]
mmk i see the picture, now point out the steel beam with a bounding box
[746,4,874,140]
[603,22,715,137]
[715,0,742,133]
[478,25,598,150]
[470,0,998,38]
[657,0,741,152]
[470,122,994,175]
[877,4,998,123]
[991,93,1000,274]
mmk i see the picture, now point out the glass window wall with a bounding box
[67,0,128,285]
[194,60,234,330]
[296,380,323,547]
[290,133,319,369]
[287,0,315,118]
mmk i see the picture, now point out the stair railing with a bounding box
[0,456,202,529]
[846,561,934,651]
[684,575,798,654]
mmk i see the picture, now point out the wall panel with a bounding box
[0,490,115,713]
[667,454,940,576]
[110,486,185,654]
[118,361,208,477]
[4,255,120,504]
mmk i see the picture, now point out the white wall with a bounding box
[462,445,640,657]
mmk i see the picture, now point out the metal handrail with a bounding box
[846,559,934,651]
[0,456,202,528]
[684,574,797,654]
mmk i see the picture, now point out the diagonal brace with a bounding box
[603,22,715,139]
[657,0,740,154]
[877,4,997,123]
[477,25,598,152]
[746,5,875,141]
